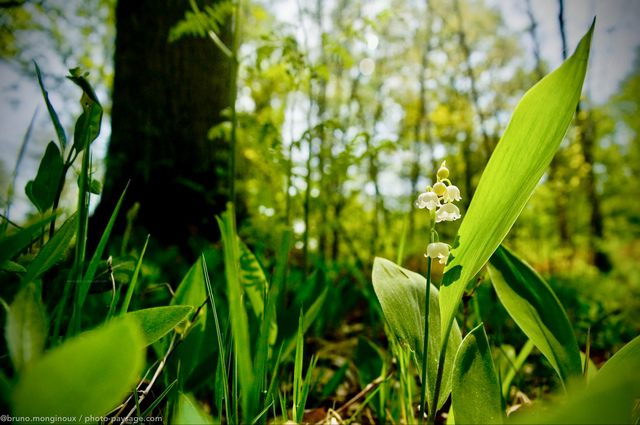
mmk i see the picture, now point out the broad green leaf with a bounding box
[68,68,103,152]
[21,213,77,287]
[126,305,193,346]
[372,257,462,410]
[35,61,67,151]
[172,256,207,309]
[439,24,593,341]
[5,282,48,372]
[29,141,63,213]
[488,245,582,384]
[588,334,640,395]
[173,392,213,424]
[452,323,504,424]
[12,319,145,418]
[238,237,267,318]
[0,215,55,265]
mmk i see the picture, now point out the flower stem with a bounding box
[419,256,432,424]
[420,210,436,424]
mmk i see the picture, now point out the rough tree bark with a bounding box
[90,0,232,256]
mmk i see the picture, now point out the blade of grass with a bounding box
[202,255,231,423]
[119,234,150,315]
[141,379,177,418]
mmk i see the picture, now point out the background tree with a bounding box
[89,0,233,257]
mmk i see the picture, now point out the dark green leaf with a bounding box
[488,245,582,384]
[11,319,145,418]
[68,70,103,152]
[438,24,594,339]
[30,141,63,213]
[126,305,193,346]
[452,323,504,424]
[238,238,267,318]
[5,282,48,372]
[372,257,462,410]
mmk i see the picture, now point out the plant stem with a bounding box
[419,256,432,424]
[428,314,454,425]
[420,209,436,424]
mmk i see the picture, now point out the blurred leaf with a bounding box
[119,234,149,315]
[0,215,55,265]
[514,374,638,424]
[438,23,594,342]
[77,174,101,194]
[0,260,26,273]
[126,305,193,346]
[27,141,63,213]
[5,282,47,372]
[488,245,582,385]
[21,213,77,287]
[173,392,213,424]
[355,337,384,387]
[321,361,349,399]
[34,61,66,151]
[452,323,504,424]
[588,334,640,394]
[11,319,145,418]
[372,257,462,410]
[238,237,267,319]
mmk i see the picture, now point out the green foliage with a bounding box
[372,257,462,410]
[25,141,63,213]
[452,324,504,424]
[21,212,76,287]
[488,245,582,386]
[126,305,193,346]
[439,22,594,343]
[4,282,47,372]
[11,319,145,418]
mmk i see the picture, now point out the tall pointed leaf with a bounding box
[452,323,504,424]
[439,23,594,340]
[126,305,193,346]
[588,335,640,395]
[372,257,462,409]
[34,62,67,151]
[21,213,77,287]
[488,245,582,385]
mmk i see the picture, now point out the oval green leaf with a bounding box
[452,323,504,424]
[372,257,462,409]
[438,23,594,340]
[126,305,193,346]
[488,245,582,385]
[30,141,63,213]
[12,319,145,419]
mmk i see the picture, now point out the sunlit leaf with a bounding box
[439,23,594,342]
[452,323,504,424]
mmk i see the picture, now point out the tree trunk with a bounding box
[91,0,232,255]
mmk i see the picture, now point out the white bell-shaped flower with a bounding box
[445,185,461,202]
[426,242,450,265]
[417,191,440,210]
[436,203,461,223]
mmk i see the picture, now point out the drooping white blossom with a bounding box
[436,203,461,223]
[426,242,450,265]
[417,191,440,210]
